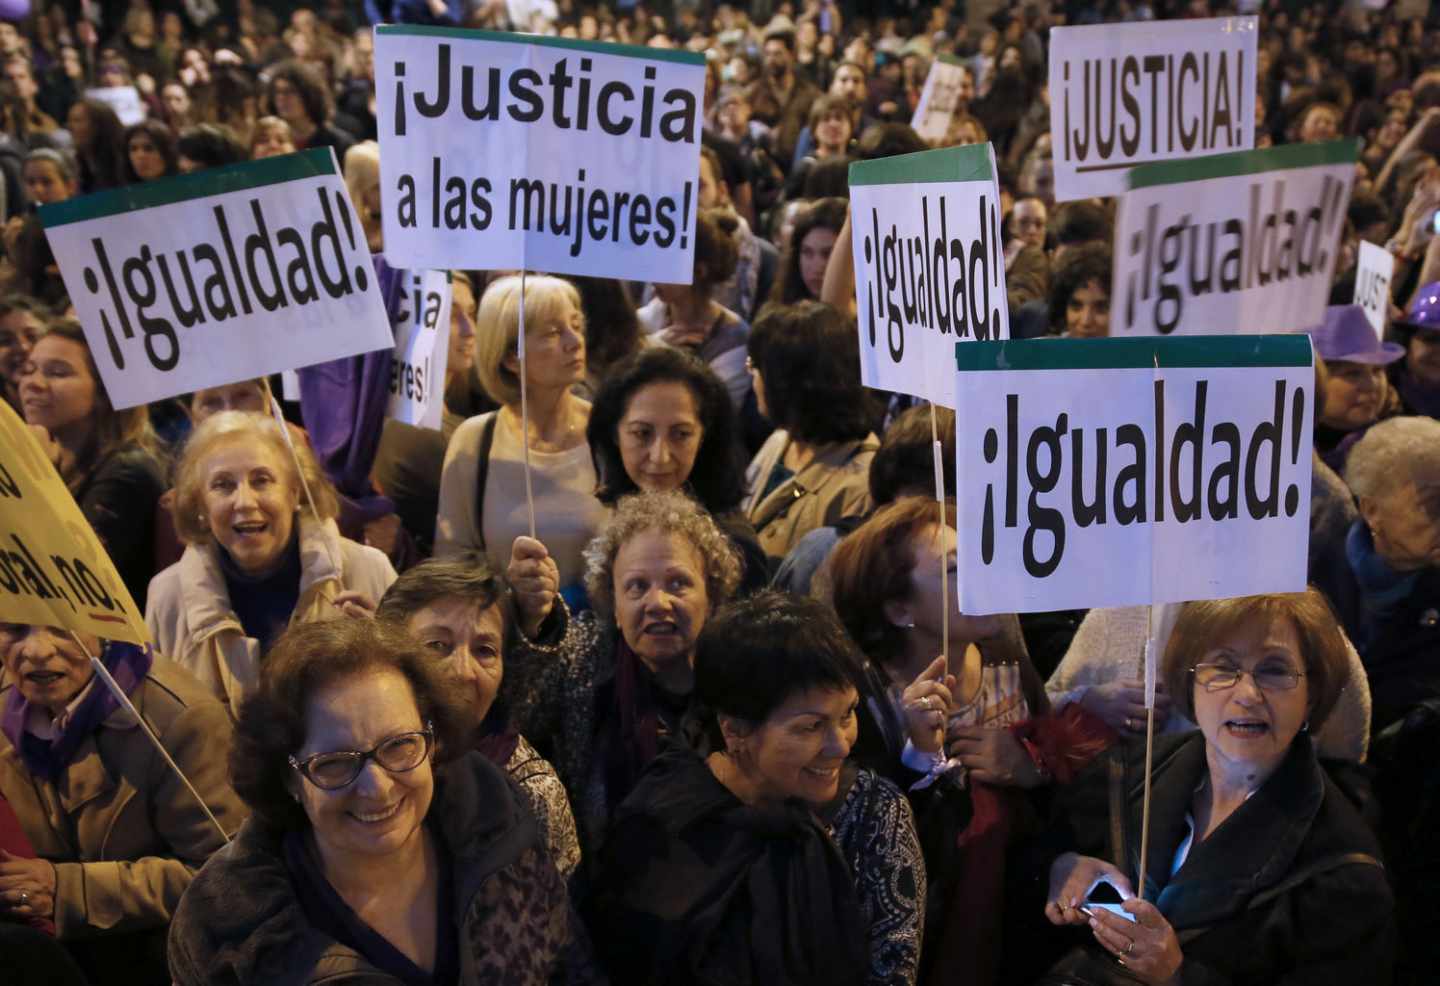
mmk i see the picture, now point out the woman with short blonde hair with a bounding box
[147,411,396,716]
[436,274,608,597]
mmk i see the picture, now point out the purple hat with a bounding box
[1308,304,1404,365]
[1401,281,1440,330]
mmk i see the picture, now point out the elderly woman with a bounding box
[1313,304,1404,473]
[375,558,580,878]
[168,619,592,984]
[1040,591,1394,985]
[503,489,742,851]
[0,624,244,985]
[436,275,605,598]
[18,320,166,611]
[1341,415,1440,733]
[588,346,768,591]
[590,591,926,986]
[146,412,396,717]
[745,301,881,562]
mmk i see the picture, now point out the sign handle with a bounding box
[69,631,231,845]
[1137,604,1157,896]
[517,269,537,540]
[929,401,948,665]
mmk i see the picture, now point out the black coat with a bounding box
[1042,731,1394,986]
[1353,562,1440,734]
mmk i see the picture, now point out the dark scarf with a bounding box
[599,637,689,808]
[1345,520,1421,648]
[1,640,154,781]
[591,746,869,986]
[218,530,302,651]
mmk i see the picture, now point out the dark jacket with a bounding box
[76,443,165,613]
[1042,730,1394,986]
[168,752,598,985]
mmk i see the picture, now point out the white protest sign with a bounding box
[1354,241,1394,341]
[1048,16,1257,202]
[848,144,1008,407]
[953,335,1313,615]
[85,85,147,125]
[911,55,971,144]
[1111,140,1357,338]
[387,268,453,430]
[41,148,394,410]
[375,27,705,282]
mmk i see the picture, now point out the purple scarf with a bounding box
[1,641,154,781]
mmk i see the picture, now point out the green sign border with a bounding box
[40,148,338,227]
[375,24,705,66]
[954,334,1313,371]
[1126,138,1358,191]
[849,144,994,187]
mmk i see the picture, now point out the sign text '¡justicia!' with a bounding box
[1060,46,1248,167]
[390,44,698,144]
[859,192,1005,362]
[81,186,370,373]
[980,378,1308,578]
[1121,174,1349,334]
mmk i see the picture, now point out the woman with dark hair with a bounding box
[266,58,356,157]
[1048,242,1112,338]
[569,275,643,396]
[638,208,751,408]
[376,557,581,878]
[18,320,166,610]
[175,123,248,173]
[1387,282,1440,417]
[169,618,592,984]
[773,196,849,304]
[0,624,244,986]
[744,301,881,561]
[123,118,179,183]
[587,346,768,591]
[590,590,926,986]
[64,98,127,192]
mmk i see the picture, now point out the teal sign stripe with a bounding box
[40,148,337,227]
[954,334,1313,371]
[1126,138,1358,191]
[376,24,705,66]
[849,144,994,187]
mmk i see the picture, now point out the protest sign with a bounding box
[1048,17,1258,201]
[911,55,971,144]
[1111,140,1357,338]
[86,85,146,125]
[1354,240,1394,340]
[952,335,1313,615]
[848,143,1008,406]
[41,148,394,410]
[387,268,453,429]
[374,26,705,282]
[0,400,148,645]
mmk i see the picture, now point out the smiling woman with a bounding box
[146,412,396,717]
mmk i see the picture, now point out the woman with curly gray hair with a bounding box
[501,490,742,853]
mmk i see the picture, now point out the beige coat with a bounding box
[0,659,247,938]
[744,429,880,562]
[146,518,396,717]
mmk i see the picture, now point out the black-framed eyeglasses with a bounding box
[288,723,434,791]
[1190,664,1306,693]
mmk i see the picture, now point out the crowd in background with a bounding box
[3,0,1440,984]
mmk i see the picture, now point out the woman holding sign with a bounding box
[146,412,396,718]
[0,624,244,985]
[17,320,166,612]
[1040,591,1394,986]
[436,274,607,603]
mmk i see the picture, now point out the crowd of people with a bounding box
[3,0,1440,984]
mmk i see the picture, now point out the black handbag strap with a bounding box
[471,412,497,555]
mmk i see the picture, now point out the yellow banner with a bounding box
[0,399,148,644]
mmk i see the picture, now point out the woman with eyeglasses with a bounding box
[169,618,595,985]
[1035,590,1394,986]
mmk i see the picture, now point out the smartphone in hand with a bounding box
[1076,877,1139,923]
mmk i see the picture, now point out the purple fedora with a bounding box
[1307,304,1405,364]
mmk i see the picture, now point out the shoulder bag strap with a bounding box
[472,412,497,556]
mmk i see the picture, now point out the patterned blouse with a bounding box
[506,735,582,879]
[831,768,927,986]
